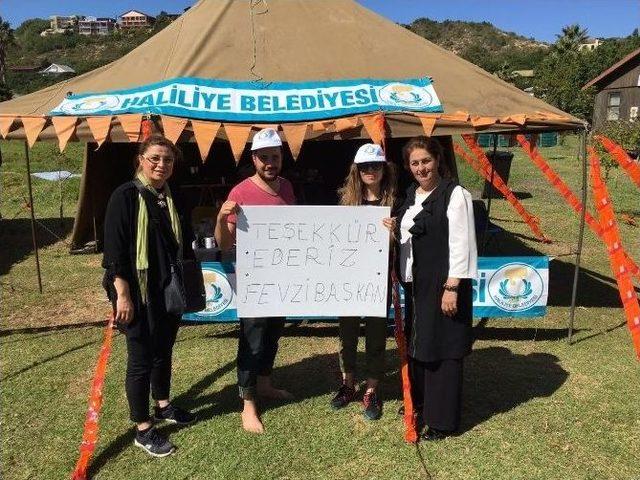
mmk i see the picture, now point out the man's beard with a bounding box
[257,167,280,182]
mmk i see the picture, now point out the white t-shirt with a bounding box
[399,185,478,283]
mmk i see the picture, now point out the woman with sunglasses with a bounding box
[330,143,397,420]
[102,135,196,457]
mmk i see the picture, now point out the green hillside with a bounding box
[6,16,549,96]
[405,17,549,73]
[5,16,172,95]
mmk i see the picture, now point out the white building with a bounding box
[40,64,76,75]
[578,38,603,52]
[79,17,116,35]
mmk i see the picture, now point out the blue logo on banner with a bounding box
[473,256,549,318]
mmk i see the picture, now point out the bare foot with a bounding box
[241,400,264,434]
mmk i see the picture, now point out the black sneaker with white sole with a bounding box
[134,427,175,457]
[153,403,196,425]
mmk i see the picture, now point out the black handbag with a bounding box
[164,263,187,315]
[134,180,206,315]
[181,257,206,313]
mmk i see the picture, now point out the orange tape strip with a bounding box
[71,316,115,480]
[516,135,640,281]
[391,269,418,443]
[459,136,551,243]
[595,135,640,189]
[589,149,640,359]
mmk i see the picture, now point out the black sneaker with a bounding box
[153,404,196,425]
[134,427,175,457]
[362,390,383,420]
[330,383,356,410]
[420,427,451,442]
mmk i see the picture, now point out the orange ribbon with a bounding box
[595,135,640,189]
[589,148,640,359]
[391,269,418,443]
[140,118,154,141]
[71,315,115,480]
[457,137,551,243]
[516,134,640,281]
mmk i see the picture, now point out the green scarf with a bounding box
[136,172,182,304]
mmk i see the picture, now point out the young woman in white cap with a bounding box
[215,127,295,434]
[331,143,397,420]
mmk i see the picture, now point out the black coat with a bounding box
[102,181,193,337]
[394,179,473,363]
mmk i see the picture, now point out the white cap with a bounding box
[251,128,282,151]
[353,143,386,164]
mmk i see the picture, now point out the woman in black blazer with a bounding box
[394,136,477,440]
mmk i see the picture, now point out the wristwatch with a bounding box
[443,283,459,292]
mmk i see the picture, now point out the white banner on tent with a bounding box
[236,206,390,318]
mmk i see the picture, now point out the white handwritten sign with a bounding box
[236,206,391,317]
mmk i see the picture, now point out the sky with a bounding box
[0,0,637,42]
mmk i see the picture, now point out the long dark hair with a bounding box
[402,136,449,178]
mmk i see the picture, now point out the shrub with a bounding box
[594,120,640,179]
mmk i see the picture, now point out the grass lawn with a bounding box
[1,135,639,480]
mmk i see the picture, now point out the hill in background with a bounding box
[5,16,550,96]
[405,17,549,74]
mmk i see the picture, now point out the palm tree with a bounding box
[554,24,589,54]
[0,17,16,84]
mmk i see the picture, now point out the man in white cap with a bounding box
[215,128,295,434]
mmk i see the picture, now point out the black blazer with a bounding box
[102,181,193,336]
[393,179,473,362]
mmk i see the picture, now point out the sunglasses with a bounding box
[358,162,384,172]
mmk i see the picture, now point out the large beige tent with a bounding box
[0,0,588,256]
[0,0,584,141]
[0,0,591,335]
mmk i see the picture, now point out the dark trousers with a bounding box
[125,318,179,423]
[338,316,387,381]
[237,317,285,399]
[409,356,464,432]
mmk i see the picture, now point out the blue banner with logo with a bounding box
[182,257,549,323]
[473,256,549,318]
[50,76,442,122]
[182,262,238,322]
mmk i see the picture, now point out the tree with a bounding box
[0,17,16,83]
[554,24,589,54]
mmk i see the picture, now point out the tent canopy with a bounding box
[0,0,583,143]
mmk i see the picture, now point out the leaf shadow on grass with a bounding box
[460,346,568,434]
[85,335,568,476]
[86,338,404,478]
[0,320,107,339]
[1,338,101,381]
[0,217,74,276]
[88,359,237,478]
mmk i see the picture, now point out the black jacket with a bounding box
[102,181,193,336]
[394,179,473,362]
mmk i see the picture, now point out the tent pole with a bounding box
[568,129,588,343]
[482,133,498,253]
[58,153,64,227]
[24,141,43,294]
